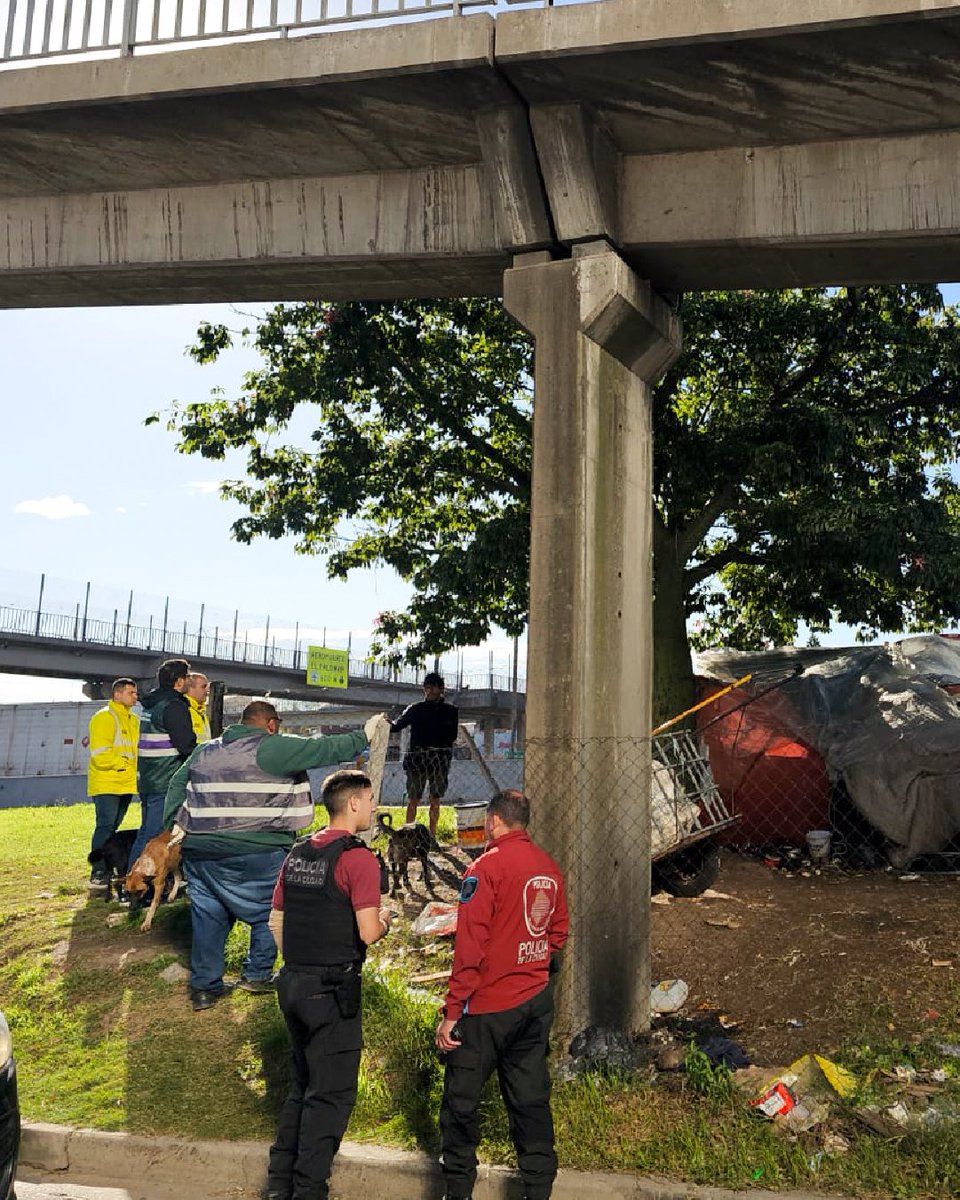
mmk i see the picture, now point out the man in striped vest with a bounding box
[131,657,196,869]
[164,700,382,1012]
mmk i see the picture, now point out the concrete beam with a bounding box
[497,0,960,59]
[619,128,960,287]
[0,164,505,307]
[474,104,553,251]
[0,16,496,112]
[529,104,619,246]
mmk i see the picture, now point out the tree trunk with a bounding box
[652,541,697,729]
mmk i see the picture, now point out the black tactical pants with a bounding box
[439,985,557,1200]
[266,967,362,1200]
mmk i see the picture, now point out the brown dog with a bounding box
[124,830,185,932]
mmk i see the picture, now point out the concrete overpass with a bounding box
[5,0,960,304]
[5,0,959,1036]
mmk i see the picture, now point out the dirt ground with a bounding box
[651,851,960,1064]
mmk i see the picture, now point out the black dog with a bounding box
[87,829,136,902]
[375,813,436,898]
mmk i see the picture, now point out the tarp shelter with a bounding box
[695,636,960,865]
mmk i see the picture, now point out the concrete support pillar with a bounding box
[483,717,497,757]
[503,247,680,1041]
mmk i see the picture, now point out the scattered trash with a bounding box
[35,891,54,900]
[411,901,458,938]
[899,874,921,882]
[891,1064,917,1084]
[705,917,742,929]
[650,978,689,1014]
[787,1018,804,1028]
[751,1080,797,1118]
[700,1036,750,1070]
[805,830,832,863]
[562,1026,640,1077]
[936,1042,960,1058]
[159,962,189,985]
[932,960,953,968]
[699,889,737,901]
[932,1069,948,1083]
[749,1054,856,1128]
[105,913,125,928]
[651,893,672,906]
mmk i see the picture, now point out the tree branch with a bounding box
[685,546,771,587]
[676,483,739,562]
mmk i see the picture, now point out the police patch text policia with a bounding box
[264,769,395,1200]
[436,790,569,1200]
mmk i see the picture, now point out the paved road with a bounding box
[17,1180,257,1200]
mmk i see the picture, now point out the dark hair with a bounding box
[241,700,279,724]
[321,769,372,815]
[157,658,191,689]
[111,677,136,694]
[487,789,529,829]
[423,672,444,689]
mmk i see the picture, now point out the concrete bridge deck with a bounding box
[4,0,960,306]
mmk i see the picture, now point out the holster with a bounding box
[334,964,362,1019]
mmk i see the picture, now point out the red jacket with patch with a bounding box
[443,829,569,1021]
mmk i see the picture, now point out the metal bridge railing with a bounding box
[2,0,556,66]
[0,602,525,693]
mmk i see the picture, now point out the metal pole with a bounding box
[264,615,271,665]
[125,589,133,647]
[197,603,205,657]
[121,0,139,55]
[148,614,153,649]
[111,608,118,645]
[511,633,520,753]
[232,609,239,661]
[214,626,220,658]
[81,581,91,641]
[489,649,494,690]
[294,621,300,670]
[162,596,169,652]
[35,573,45,637]
[182,619,188,655]
[73,602,80,640]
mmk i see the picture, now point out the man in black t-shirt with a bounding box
[390,673,458,837]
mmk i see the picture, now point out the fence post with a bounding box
[35,573,45,637]
[121,0,138,55]
[80,581,91,641]
[294,621,299,670]
[232,609,239,661]
[162,596,169,652]
[264,615,271,665]
[111,608,118,645]
[125,589,133,647]
[197,603,205,657]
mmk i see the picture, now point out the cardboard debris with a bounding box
[750,1054,856,1128]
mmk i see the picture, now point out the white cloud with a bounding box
[114,506,127,514]
[187,481,222,495]
[14,494,90,520]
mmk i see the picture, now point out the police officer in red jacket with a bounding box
[436,790,569,1200]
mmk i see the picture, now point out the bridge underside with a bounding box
[5,1,960,304]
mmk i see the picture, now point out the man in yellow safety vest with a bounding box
[87,677,140,887]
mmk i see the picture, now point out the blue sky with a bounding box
[0,301,525,701]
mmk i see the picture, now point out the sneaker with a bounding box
[236,976,276,994]
[190,987,230,1011]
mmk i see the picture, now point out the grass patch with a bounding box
[2,804,959,1195]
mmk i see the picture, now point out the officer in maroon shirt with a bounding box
[436,790,569,1200]
[264,769,395,1200]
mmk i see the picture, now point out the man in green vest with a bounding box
[164,700,382,1011]
[131,658,196,870]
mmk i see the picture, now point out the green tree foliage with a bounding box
[157,287,960,724]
